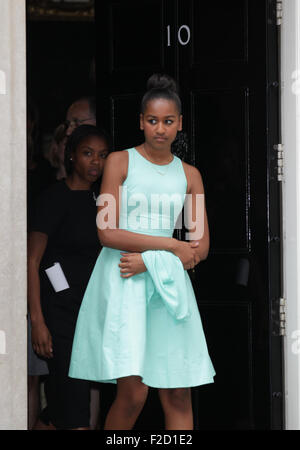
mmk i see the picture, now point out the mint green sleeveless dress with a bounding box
[69,148,216,388]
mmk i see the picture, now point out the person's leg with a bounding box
[104,376,149,430]
[28,376,41,430]
[35,334,90,430]
[158,388,193,430]
[27,315,50,429]
[33,417,56,430]
[89,383,100,430]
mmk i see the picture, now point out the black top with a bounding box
[27,156,57,227]
[29,180,100,323]
[27,156,57,202]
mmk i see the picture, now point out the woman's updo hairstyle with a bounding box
[141,73,182,115]
[64,124,111,175]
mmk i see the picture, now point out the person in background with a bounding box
[64,96,101,428]
[44,123,68,181]
[65,96,97,138]
[28,96,99,428]
[28,125,111,430]
[27,97,57,219]
[27,96,53,430]
[43,96,97,184]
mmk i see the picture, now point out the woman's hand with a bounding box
[119,252,147,278]
[119,241,202,277]
[172,240,200,270]
[184,240,202,270]
[31,320,53,359]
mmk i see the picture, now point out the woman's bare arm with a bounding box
[183,162,210,263]
[28,231,53,358]
[28,232,48,323]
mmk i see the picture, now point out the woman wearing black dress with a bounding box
[27,125,110,430]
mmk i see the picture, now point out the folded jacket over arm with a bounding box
[141,250,191,321]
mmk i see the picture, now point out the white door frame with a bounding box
[0,0,27,430]
[281,0,300,431]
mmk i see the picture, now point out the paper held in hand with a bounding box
[45,262,70,292]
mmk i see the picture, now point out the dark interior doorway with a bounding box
[26,9,96,137]
[26,0,98,430]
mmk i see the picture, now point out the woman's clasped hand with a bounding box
[118,239,200,278]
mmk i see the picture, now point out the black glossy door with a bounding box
[96,0,175,149]
[95,0,283,430]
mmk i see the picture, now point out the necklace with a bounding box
[142,144,174,176]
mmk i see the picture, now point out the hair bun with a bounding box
[146,73,178,93]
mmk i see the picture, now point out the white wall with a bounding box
[282,0,300,431]
[0,0,27,430]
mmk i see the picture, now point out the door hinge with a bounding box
[279,298,286,336]
[274,144,284,181]
[276,0,283,26]
[272,297,286,336]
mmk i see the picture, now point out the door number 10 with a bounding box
[167,25,191,46]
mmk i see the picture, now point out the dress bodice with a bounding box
[119,147,187,238]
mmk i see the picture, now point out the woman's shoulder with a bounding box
[36,180,69,204]
[106,150,128,166]
[42,179,67,193]
[180,161,205,194]
[29,180,70,233]
[181,161,203,179]
[104,150,129,180]
[106,149,129,162]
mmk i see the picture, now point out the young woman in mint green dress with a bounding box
[69,74,216,430]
